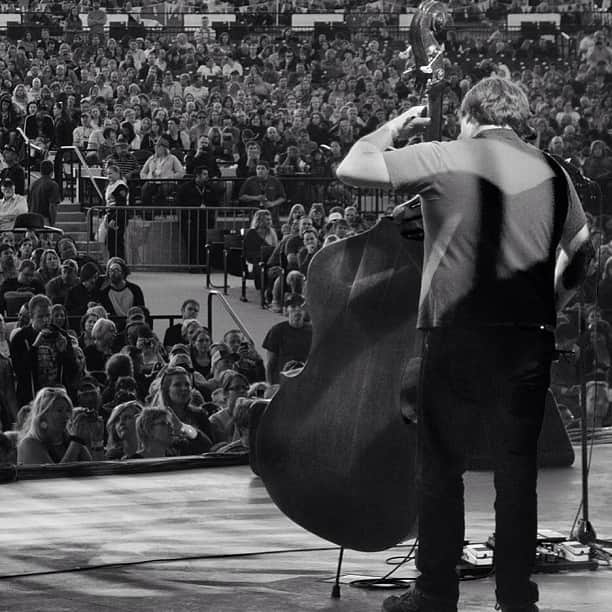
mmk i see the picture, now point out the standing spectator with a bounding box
[104,164,129,259]
[10,294,79,406]
[87,0,107,40]
[0,178,27,231]
[0,146,26,196]
[238,161,286,227]
[262,294,312,384]
[99,257,145,318]
[176,166,219,268]
[28,160,61,227]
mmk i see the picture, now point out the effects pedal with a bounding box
[462,543,494,567]
[537,529,567,543]
[553,540,591,562]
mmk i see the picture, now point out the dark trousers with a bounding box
[415,326,554,607]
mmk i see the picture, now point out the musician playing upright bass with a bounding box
[337,77,593,612]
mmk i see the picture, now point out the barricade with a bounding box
[85,205,257,271]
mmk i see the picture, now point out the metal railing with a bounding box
[84,205,257,270]
[78,176,404,218]
[60,145,106,205]
[207,290,255,346]
[16,126,45,190]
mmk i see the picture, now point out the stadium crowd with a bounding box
[0,1,611,466]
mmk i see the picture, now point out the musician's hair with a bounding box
[460,77,531,132]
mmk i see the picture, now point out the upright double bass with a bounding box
[254,2,450,553]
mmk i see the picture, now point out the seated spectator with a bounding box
[0,243,17,285]
[0,178,27,231]
[105,135,141,179]
[35,248,61,286]
[210,370,250,445]
[57,237,100,272]
[17,387,92,465]
[0,147,25,197]
[151,366,213,455]
[262,294,312,385]
[65,262,101,316]
[85,318,118,373]
[181,317,204,345]
[582,140,612,185]
[344,206,367,234]
[16,237,34,266]
[101,353,135,404]
[78,309,100,350]
[139,137,185,206]
[50,304,75,339]
[163,299,201,350]
[223,329,265,383]
[0,326,17,430]
[134,406,174,459]
[99,257,145,319]
[243,209,278,298]
[184,135,221,178]
[46,258,79,305]
[105,400,143,460]
[0,260,45,314]
[136,326,166,379]
[215,397,254,454]
[308,202,326,234]
[189,326,212,378]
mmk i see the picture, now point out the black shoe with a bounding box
[496,605,539,612]
[382,585,458,612]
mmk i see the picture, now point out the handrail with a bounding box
[207,289,255,347]
[61,145,106,203]
[17,126,43,154]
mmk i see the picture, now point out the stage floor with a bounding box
[1,446,611,612]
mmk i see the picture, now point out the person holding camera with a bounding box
[10,294,79,406]
[17,387,93,465]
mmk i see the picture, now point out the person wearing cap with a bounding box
[262,294,312,385]
[139,137,185,207]
[45,258,79,305]
[0,177,27,231]
[65,262,101,316]
[98,257,145,319]
[27,160,61,226]
[0,146,25,196]
[104,135,140,179]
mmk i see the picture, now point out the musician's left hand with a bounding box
[387,105,429,140]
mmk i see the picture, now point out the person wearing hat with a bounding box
[98,257,145,319]
[0,177,27,231]
[27,160,61,226]
[65,261,102,316]
[104,135,140,179]
[0,146,25,196]
[45,258,79,305]
[139,136,185,206]
[262,293,312,384]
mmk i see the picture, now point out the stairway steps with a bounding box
[58,203,82,213]
[56,212,86,223]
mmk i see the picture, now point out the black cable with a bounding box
[0,545,339,581]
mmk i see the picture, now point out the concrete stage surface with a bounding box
[1,446,611,612]
[1,273,611,611]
